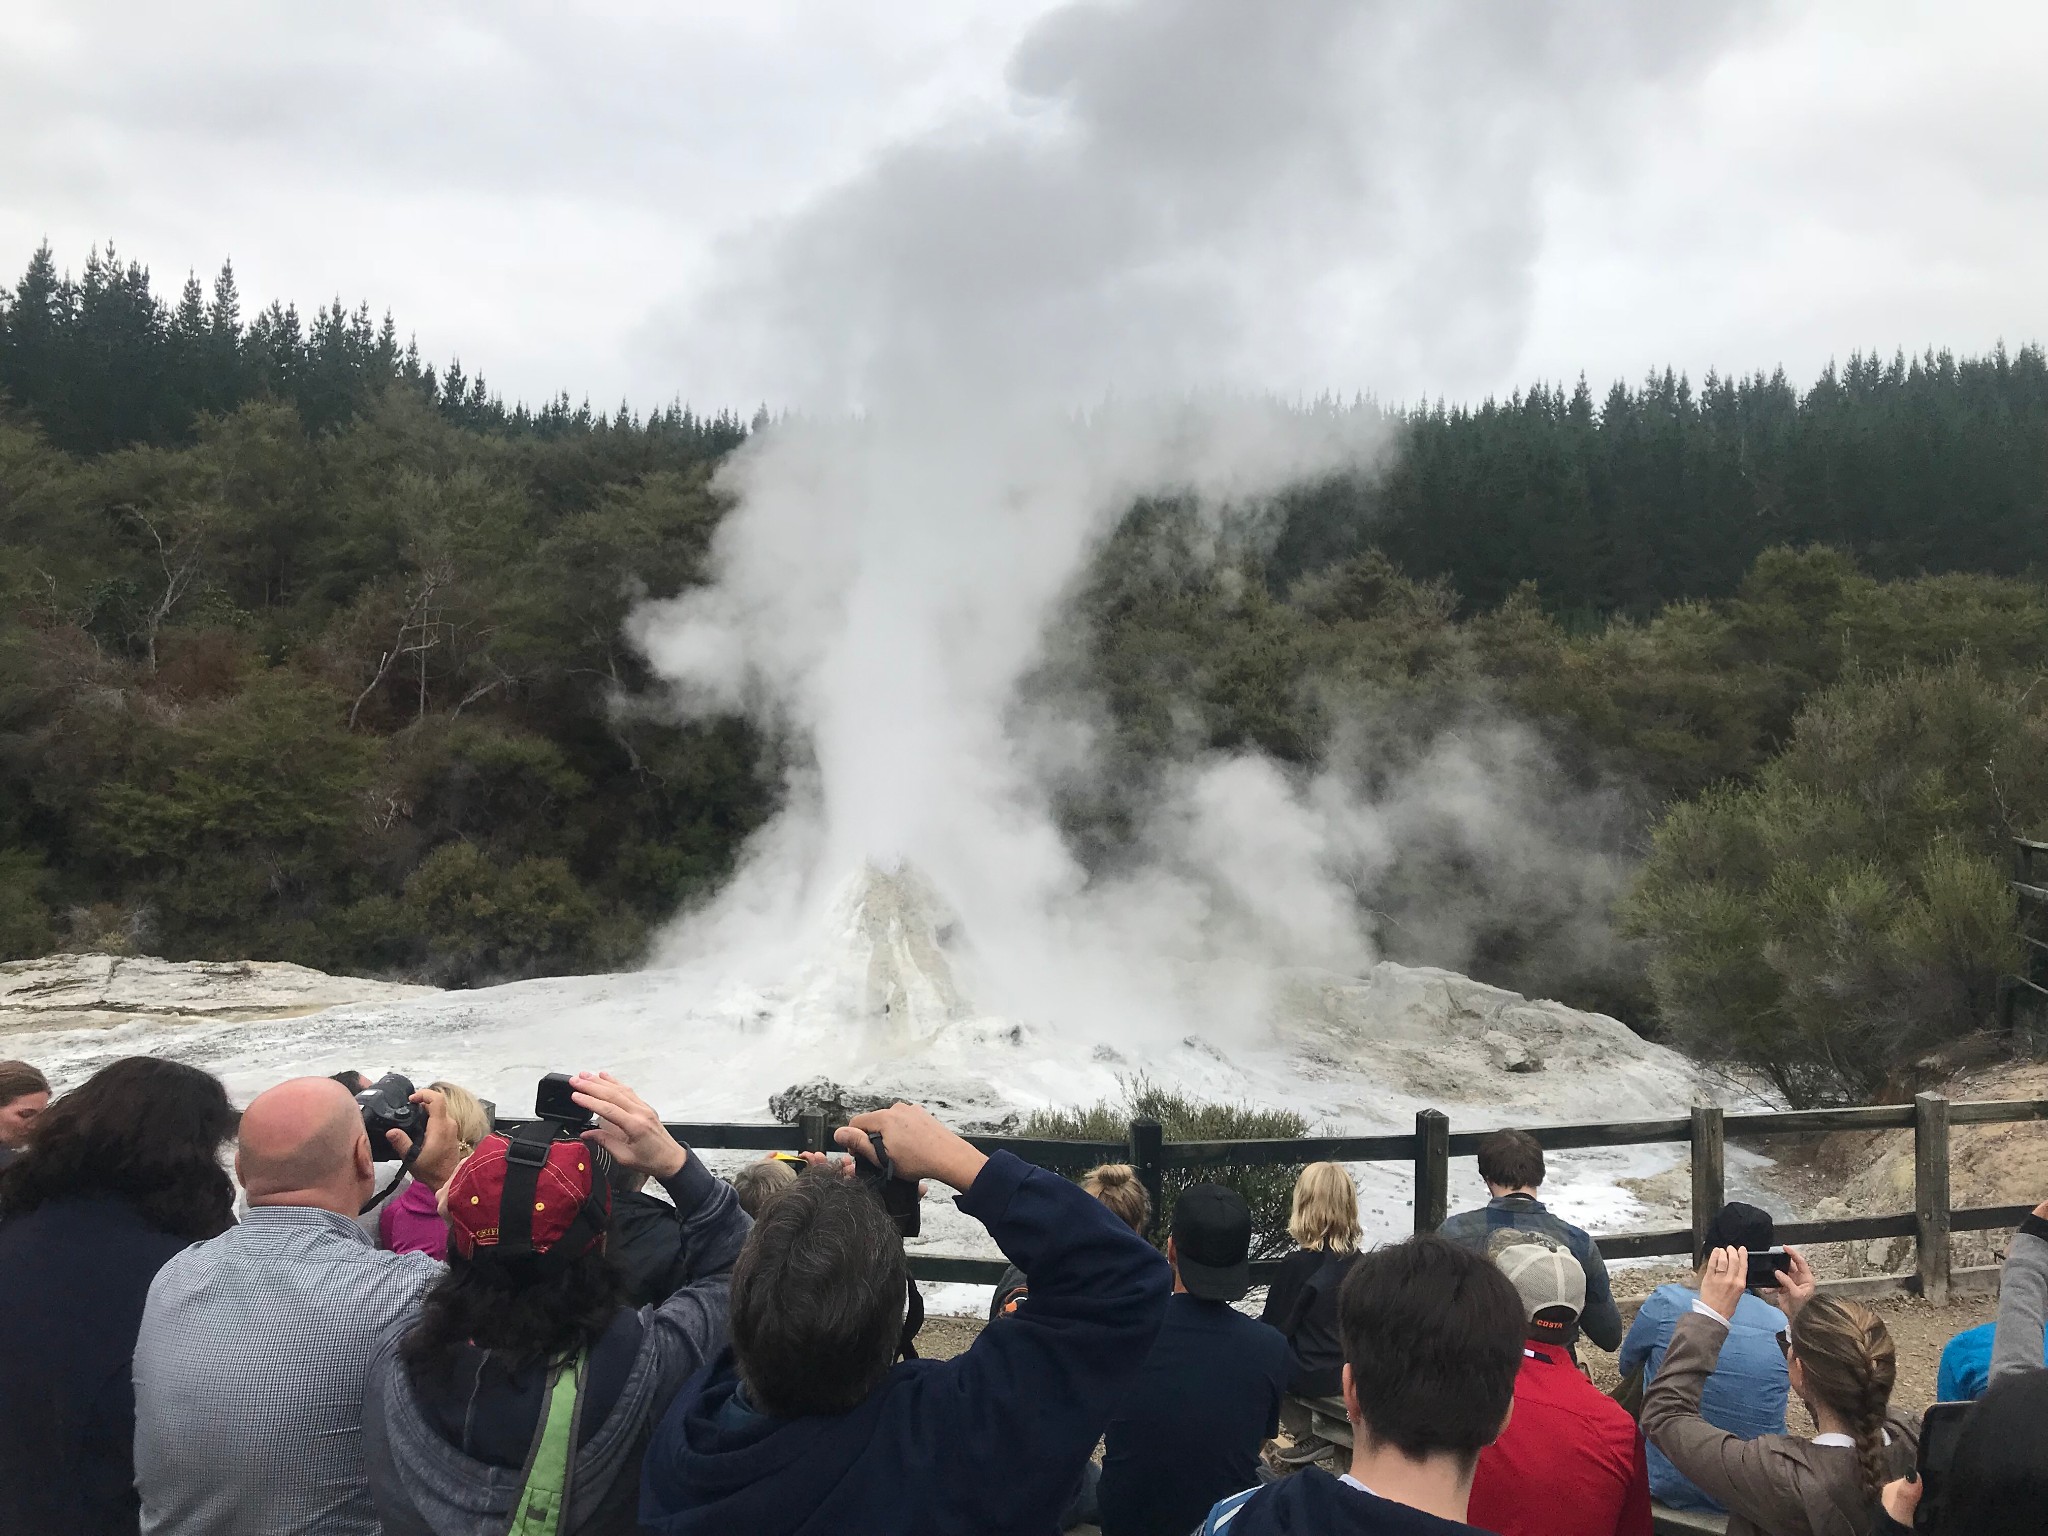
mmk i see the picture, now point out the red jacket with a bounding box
[1468,1342,1652,1536]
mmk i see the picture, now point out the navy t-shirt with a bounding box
[1098,1293,1291,1536]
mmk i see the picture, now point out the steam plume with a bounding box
[629,0,1753,1042]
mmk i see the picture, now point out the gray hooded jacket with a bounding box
[362,1152,749,1536]
[1992,1212,2048,1387]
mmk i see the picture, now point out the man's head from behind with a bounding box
[236,1076,373,1213]
[729,1166,906,1418]
[1341,1235,1523,1472]
[1475,1129,1544,1195]
[1169,1183,1253,1302]
[1701,1201,1774,1273]
[732,1156,799,1219]
[1491,1235,1585,1349]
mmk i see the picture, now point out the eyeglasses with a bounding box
[1775,1330,1791,1360]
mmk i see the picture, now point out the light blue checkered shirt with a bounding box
[134,1205,439,1535]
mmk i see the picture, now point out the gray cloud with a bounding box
[658,1,1765,409]
[4,2,2048,410]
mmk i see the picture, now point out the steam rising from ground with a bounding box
[630,1,1750,1041]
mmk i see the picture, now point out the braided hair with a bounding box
[1789,1295,1896,1499]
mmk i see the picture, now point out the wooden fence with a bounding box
[564,1093,2048,1298]
[2002,835,2048,1036]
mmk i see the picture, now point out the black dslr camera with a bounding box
[357,1073,426,1163]
[535,1072,595,1133]
[858,1134,922,1238]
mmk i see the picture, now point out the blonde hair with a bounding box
[1287,1162,1361,1254]
[427,1081,492,1156]
[1790,1296,1897,1498]
[1082,1164,1150,1235]
[733,1157,799,1218]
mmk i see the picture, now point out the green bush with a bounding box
[401,842,607,984]
[1624,659,2037,1104]
[0,849,53,961]
[1025,1078,1312,1257]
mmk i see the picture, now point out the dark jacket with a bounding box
[1097,1294,1290,1536]
[1258,1247,1323,1334]
[638,1150,1172,1536]
[0,1194,200,1536]
[1260,1245,1357,1397]
[1437,1194,1623,1351]
[362,1153,749,1536]
[988,1260,1028,1318]
[609,1185,696,1309]
[1199,1467,1485,1534]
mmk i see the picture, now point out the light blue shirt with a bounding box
[1619,1282,1788,1512]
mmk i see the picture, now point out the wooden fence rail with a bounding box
[500,1090,2048,1289]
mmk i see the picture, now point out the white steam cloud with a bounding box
[628,0,1752,1043]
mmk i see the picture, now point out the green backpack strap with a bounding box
[506,1349,588,1536]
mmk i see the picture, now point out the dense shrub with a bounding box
[1623,660,2039,1104]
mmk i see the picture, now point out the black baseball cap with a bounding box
[1172,1183,1253,1301]
[1703,1201,1775,1254]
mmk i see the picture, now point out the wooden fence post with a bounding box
[1414,1109,1449,1234]
[1129,1117,1165,1232]
[1915,1092,1952,1305]
[1690,1105,1725,1265]
[799,1109,828,1155]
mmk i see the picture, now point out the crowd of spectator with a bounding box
[0,1051,2045,1536]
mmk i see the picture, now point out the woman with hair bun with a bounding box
[0,1056,240,1535]
[1082,1162,1150,1236]
[1643,1245,1916,1536]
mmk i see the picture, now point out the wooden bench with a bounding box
[1651,1507,1729,1534]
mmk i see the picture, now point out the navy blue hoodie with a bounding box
[1199,1469,1492,1536]
[638,1150,1171,1536]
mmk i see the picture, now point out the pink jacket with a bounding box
[378,1178,448,1259]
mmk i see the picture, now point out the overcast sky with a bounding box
[5,0,2046,414]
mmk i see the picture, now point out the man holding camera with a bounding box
[638,1100,1172,1535]
[132,1074,466,1535]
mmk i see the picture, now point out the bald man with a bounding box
[133,1076,463,1536]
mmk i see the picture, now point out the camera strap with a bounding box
[498,1121,555,1257]
[496,1121,609,1269]
[359,1141,421,1216]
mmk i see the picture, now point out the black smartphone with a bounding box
[857,1133,922,1238]
[535,1072,594,1131]
[1917,1399,1972,1524]
[1745,1249,1792,1290]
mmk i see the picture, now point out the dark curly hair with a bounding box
[0,1056,237,1240]
[402,1249,628,1378]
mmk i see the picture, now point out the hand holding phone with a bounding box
[1745,1248,1792,1291]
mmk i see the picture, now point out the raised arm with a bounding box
[1640,1248,1809,1530]
[1642,1309,1792,1515]
[1991,1205,2048,1386]
[840,1104,1171,1533]
[570,1073,751,1377]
